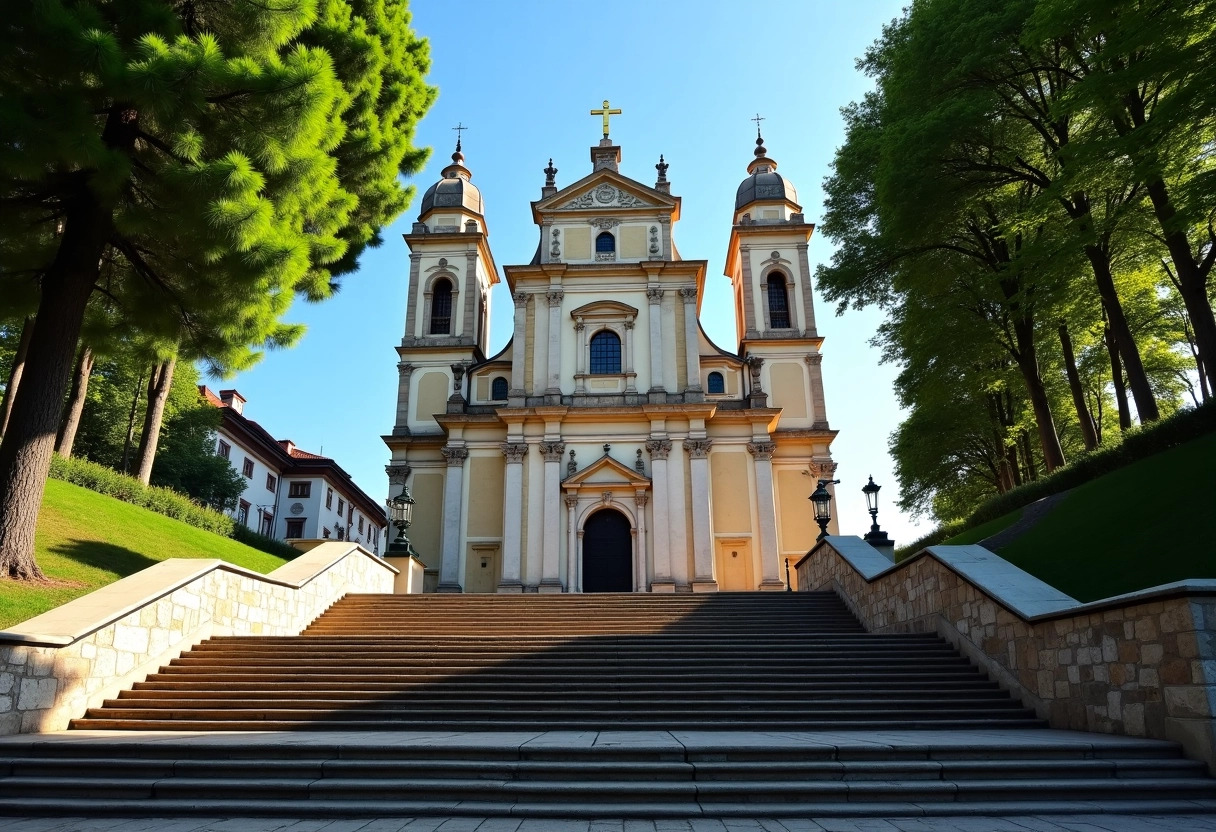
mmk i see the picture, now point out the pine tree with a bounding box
[0,1,435,579]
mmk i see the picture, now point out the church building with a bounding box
[384,107,838,593]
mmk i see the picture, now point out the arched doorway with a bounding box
[582,509,632,592]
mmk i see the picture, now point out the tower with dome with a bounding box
[384,109,837,593]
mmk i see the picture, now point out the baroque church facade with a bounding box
[384,115,838,593]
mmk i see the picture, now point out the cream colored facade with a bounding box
[384,131,837,593]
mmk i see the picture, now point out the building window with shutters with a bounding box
[589,330,622,374]
[288,481,311,498]
[266,474,277,492]
[217,440,231,460]
[238,500,250,526]
[242,458,254,478]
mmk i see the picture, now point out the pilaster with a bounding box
[438,445,469,593]
[805,352,830,429]
[684,439,716,592]
[509,291,528,404]
[680,286,702,401]
[646,438,674,592]
[545,290,564,403]
[646,287,666,403]
[498,443,528,592]
[392,363,413,435]
[539,440,566,591]
[748,440,784,590]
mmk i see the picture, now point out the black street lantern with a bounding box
[862,475,893,549]
[386,487,416,553]
[809,478,841,540]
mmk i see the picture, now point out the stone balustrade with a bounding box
[0,543,396,735]
[796,536,1216,772]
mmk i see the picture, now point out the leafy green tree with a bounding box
[0,0,435,579]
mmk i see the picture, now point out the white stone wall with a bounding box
[0,543,395,735]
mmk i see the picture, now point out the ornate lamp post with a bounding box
[809,478,840,540]
[385,487,416,555]
[861,475,894,555]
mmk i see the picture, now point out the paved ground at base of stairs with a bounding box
[3,815,1216,831]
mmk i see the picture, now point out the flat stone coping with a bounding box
[0,542,396,648]
[798,536,1216,623]
[0,727,1183,755]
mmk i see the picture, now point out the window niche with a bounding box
[595,231,616,261]
[570,300,638,398]
[764,272,791,330]
[421,266,460,338]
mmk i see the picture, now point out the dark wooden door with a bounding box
[582,509,632,592]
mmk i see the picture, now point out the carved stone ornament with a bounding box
[550,227,561,258]
[546,290,565,307]
[646,287,664,303]
[501,442,529,464]
[539,441,566,462]
[747,441,777,460]
[635,448,645,473]
[805,352,824,366]
[601,491,613,505]
[634,491,649,507]
[645,439,672,460]
[744,355,764,385]
[396,362,414,379]
[594,184,616,204]
[450,362,467,394]
[574,317,586,332]
[513,291,529,306]
[567,448,577,476]
[679,286,697,302]
[811,460,839,480]
[623,319,635,330]
[385,463,412,484]
[683,439,712,458]
[564,492,579,509]
[590,218,620,229]
[562,192,596,209]
[559,186,647,210]
[649,226,660,255]
[441,446,469,466]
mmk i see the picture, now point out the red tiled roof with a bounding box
[287,447,329,460]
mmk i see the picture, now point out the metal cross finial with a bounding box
[452,122,467,149]
[590,99,622,138]
[751,113,765,138]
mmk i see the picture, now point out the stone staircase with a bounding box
[1,592,1213,818]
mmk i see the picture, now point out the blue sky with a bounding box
[216,0,925,545]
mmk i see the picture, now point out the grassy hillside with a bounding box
[0,479,289,629]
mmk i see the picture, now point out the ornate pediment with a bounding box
[563,452,650,486]
[558,183,655,210]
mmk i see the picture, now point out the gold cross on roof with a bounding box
[590,99,622,138]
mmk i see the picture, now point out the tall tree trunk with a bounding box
[1010,318,1066,472]
[0,219,106,580]
[0,316,34,441]
[1083,246,1159,422]
[985,392,1015,493]
[1020,430,1037,482]
[134,356,176,485]
[1103,317,1133,431]
[1058,323,1099,451]
[56,345,94,458]
[119,371,145,475]
[1002,389,1023,488]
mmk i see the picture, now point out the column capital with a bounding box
[546,290,565,307]
[747,441,777,460]
[441,446,469,466]
[397,362,414,378]
[683,438,712,458]
[645,438,672,460]
[513,291,530,306]
[805,352,823,366]
[539,440,566,462]
[679,286,697,302]
[385,463,412,485]
[501,442,529,464]
[646,287,664,303]
[564,492,579,509]
[574,317,586,332]
[811,459,839,480]
[634,491,650,507]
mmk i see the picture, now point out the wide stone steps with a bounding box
[2,735,1213,817]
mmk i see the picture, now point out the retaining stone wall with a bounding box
[0,543,394,735]
[796,537,1216,772]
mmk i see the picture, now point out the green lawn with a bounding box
[0,479,289,629]
[942,508,1023,546]
[993,431,1216,602]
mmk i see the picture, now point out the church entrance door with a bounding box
[582,509,632,592]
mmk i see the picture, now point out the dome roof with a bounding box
[418,143,483,217]
[734,133,799,212]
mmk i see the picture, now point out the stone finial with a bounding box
[655,154,670,194]
[567,448,577,477]
[542,158,558,198]
[635,448,645,474]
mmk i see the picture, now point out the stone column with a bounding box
[680,287,702,397]
[438,446,469,593]
[574,318,587,394]
[545,290,564,401]
[463,251,478,340]
[805,353,829,429]
[565,492,579,592]
[797,242,818,336]
[510,292,528,401]
[646,438,674,592]
[748,441,784,590]
[634,491,649,592]
[646,287,665,402]
[404,251,422,339]
[667,439,689,589]
[740,245,759,339]
[624,319,637,394]
[393,363,413,434]
[684,439,716,592]
[498,443,528,592]
[538,440,566,592]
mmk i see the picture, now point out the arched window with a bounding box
[707,371,725,394]
[595,232,616,253]
[589,330,622,374]
[491,376,508,400]
[767,274,790,329]
[430,278,453,334]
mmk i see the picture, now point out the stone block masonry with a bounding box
[796,536,1216,773]
[0,542,396,735]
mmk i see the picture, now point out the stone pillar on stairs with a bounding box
[438,445,468,592]
[646,438,674,592]
[748,440,784,590]
[498,442,528,593]
[539,440,565,592]
[565,492,579,592]
[685,439,717,592]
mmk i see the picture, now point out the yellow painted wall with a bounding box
[770,363,807,419]
[565,227,591,260]
[711,451,752,533]
[410,472,445,566]
[475,375,489,400]
[776,468,817,553]
[467,455,505,537]
[414,371,448,423]
[621,226,646,259]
